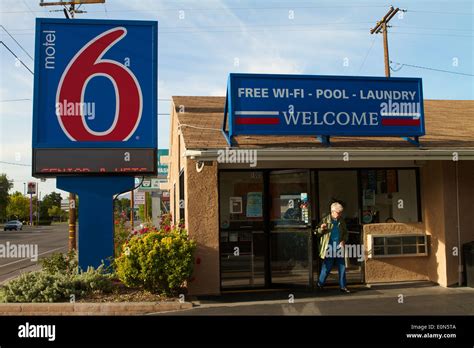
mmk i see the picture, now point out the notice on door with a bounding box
[230,197,243,214]
[246,192,263,217]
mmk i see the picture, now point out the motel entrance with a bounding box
[218,168,401,290]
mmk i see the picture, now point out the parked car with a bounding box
[3,220,23,231]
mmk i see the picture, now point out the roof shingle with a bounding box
[171,97,474,149]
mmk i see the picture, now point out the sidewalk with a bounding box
[0,301,193,315]
[157,281,474,315]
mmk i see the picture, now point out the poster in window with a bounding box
[230,197,242,214]
[246,192,263,217]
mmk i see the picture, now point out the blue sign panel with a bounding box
[225,73,424,145]
[32,18,157,175]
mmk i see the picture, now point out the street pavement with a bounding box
[0,223,68,283]
[156,282,474,315]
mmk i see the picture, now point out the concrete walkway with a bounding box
[157,282,474,315]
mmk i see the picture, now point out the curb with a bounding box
[0,301,193,315]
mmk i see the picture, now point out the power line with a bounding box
[0,25,33,60]
[159,27,369,34]
[0,4,389,14]
[3,21,374,32]
[358,36,377,74]
[21,0,37,18]
[407,9,474,16]
[391,25,474,32]
[103,2,108,18]
[0,98,31,102]
[390,61,474,77]
[0,41,34,75]
[0,161,31,167]
[390,31,473,38]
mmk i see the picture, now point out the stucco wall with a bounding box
[168,104,221,295]
[364,223,429,283]
[184,158,220,295]
[420,161,448,285]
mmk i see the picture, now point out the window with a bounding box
[219,171,264,229]
[371,235,428,257]
[360,169,420,223]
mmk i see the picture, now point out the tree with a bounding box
[0,174,13,221]
[6,192,29,221]
[48,205,66,222]
[121,198,130,214]
[40,192,63,221]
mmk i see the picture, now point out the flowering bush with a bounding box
[114,210,130,257]
[114,216,196,295]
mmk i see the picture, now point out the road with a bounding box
[0,223,68,283]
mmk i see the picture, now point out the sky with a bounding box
[0,0,473,198]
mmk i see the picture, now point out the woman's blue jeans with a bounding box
[318,255,347,289]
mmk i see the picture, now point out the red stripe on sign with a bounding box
[236,117,280,125]
[382,119,421,126]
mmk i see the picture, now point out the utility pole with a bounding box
[68,193,76,250]
[144,192,148,222]
[370,6,405,77]
[36,182,40,226]
[39,0,104,18]
[130,190,134,229]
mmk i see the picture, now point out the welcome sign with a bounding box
[224,73,424,145]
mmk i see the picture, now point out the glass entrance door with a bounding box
[269,170,312,287]
[316,170,363,284]
[219,171,266,289]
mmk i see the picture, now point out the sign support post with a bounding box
[57,176,134,269]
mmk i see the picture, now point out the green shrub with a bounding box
[0,253,114,303]
[40,250,78,276]
[115,225,196,296]
[0,271,77,303]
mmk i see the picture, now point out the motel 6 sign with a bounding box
[32,18,158,176]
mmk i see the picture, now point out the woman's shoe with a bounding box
[340,287,351,293]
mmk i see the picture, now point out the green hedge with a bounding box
[0,251,113,303]
[115,226,196,296]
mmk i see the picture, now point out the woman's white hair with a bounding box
[330,202,344,213]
